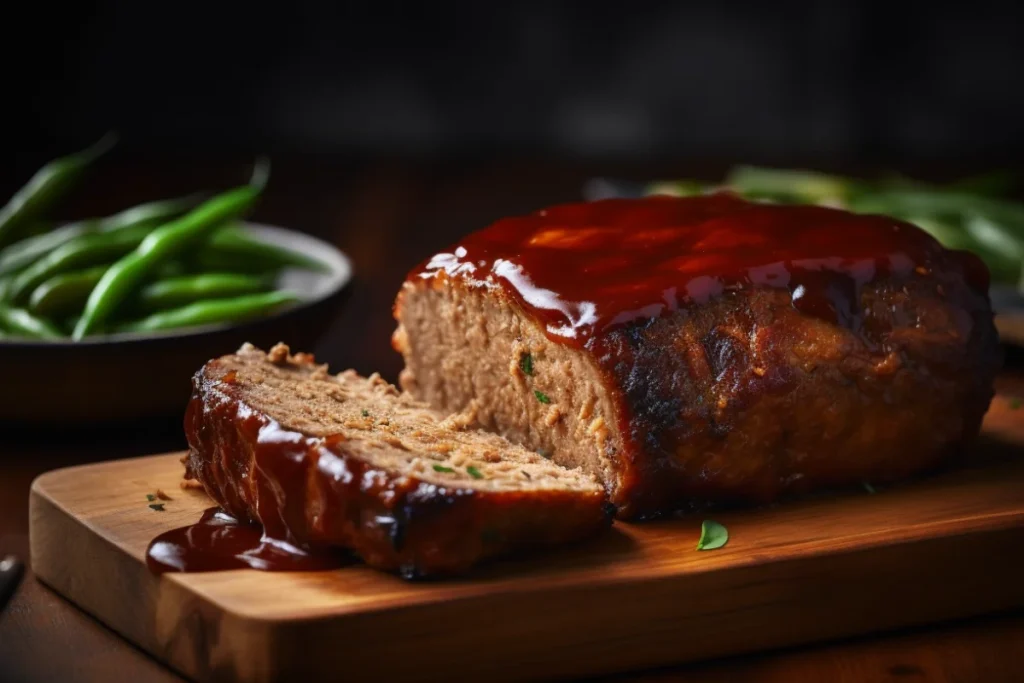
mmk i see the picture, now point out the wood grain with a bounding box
[27,395,1024,683]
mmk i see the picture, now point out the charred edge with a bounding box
[388,504,409,553]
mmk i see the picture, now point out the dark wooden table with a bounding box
[2,157,1023,682]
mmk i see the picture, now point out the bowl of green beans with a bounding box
[0,138,353,422]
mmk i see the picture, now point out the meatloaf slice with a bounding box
[393,195,1000,519]
[184,343,611,577]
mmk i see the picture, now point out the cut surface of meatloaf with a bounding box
[184,343,611,577]
[393,194,1000,519]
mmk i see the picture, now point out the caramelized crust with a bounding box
[395,197,1001,518]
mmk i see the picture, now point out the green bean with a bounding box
[61,316,81,336]
[963,213,1024,282]
[155,260,189,279]
[726,166,856,204]
[0,304,64,339]
[645,180,708,198]
[0,219,101,276]
[946,171,1018,197]
[73,162,269,340]
[136,272,271,312]
[849,191,1024,229]
[0,133,116,249]
[8,222,154,304]
[28,266,108,318]
[0,193,201,277]
[907,216,976,252]
[196,224,330,273]
[116,290,299,334]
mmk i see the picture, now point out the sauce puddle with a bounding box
[146,507,352,574]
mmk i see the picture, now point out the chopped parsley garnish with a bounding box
[536,448,552,459]
[148,503,165,512]
[361,409,370,417]
[863,482,877,494]
[519,353,533,376]
[466,466,484,479]
[146,494,156,502]
[696,519,728,551]
[534,390,551,404]
[432,464,455,473]
[1010,398,1022,410]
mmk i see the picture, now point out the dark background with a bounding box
[3,7,1024,680]
[3,0,1024,377]
[7,0,1024,167]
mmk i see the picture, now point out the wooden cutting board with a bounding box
[30,396,1024,683]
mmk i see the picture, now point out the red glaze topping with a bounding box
[414,194,988,347]
[149,383,360,575]
[146,507,352,573]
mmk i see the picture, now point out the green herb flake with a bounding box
[1010,398,1022,410]
[361,409,370,417]
[534,390,551,404]
[148,503,165,512]
[432,464,455,473]
[466,466,484,480]
[519,353,533,376]
[696,519,728,551]
[863,482,877,494]
[146,494,156,502]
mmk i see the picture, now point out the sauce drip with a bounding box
[146,507,352,574]
[414,194,986,346]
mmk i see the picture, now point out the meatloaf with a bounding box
[184,343,612,577]
[393,194,1000,519]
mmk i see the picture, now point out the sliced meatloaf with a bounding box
[184,343,612,577]
[393,194,1000,519]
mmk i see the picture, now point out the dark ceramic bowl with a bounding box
[0,223,353,423]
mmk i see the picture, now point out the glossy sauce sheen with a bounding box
[146,507,352,573]
[414,194,988,346]
[148,386,361,574]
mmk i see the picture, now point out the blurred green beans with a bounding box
[117,290,299,334]
[8,222,155,304]
[0,304,64,339]
[74,162,269,339]
[196,224,330,273]
[137,273,272,312]
[0,193,200,277]
[0,134,116,249]
[28,266,109,318]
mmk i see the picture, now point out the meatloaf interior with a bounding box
[184,343,611,576]
[394,276,624,496]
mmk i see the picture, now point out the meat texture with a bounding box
[184,343,612,577]
[394,197,1000,518]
